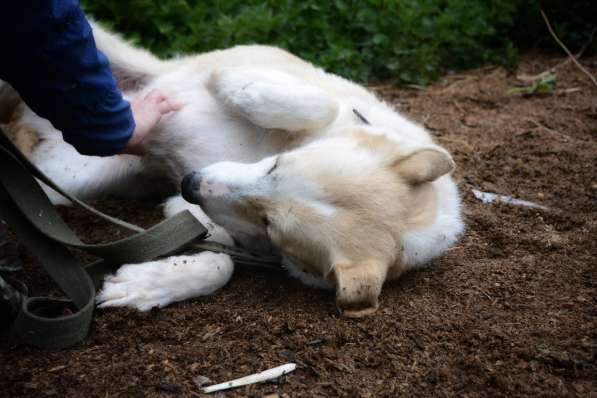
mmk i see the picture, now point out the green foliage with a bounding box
[509,73,556,96]
[80,0,595,85]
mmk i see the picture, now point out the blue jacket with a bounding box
[0,1,134,156]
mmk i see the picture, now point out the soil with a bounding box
[1,54,596,397]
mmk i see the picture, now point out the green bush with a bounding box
[81,0,596,85]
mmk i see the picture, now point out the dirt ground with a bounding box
[1,55,596,397]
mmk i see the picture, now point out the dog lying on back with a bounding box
[1,23,464,317]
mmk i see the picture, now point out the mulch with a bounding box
[1,54,596,397]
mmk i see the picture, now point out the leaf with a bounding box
[509,73,557,96]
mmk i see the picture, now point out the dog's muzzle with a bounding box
[181,171,202,204]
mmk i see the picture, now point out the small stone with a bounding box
[193,375,211,388]
[157,382,180,393]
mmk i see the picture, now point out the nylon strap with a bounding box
[0,130,207,348]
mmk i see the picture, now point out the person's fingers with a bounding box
[145,89,160,101]
[169,100,186,111]
[157,100,174,113]
[146,89,168,104]
[158,99,185,114]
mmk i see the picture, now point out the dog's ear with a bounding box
[333,259,388,318]
[350,130,454,184]
[391,147,455,185]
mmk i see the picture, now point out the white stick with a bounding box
[472,189,549,210]
[201,363,297,394]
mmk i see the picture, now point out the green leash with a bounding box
[0,130,211,348]
[0,127,282,348]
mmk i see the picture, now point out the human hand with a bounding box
[124,89,184,155]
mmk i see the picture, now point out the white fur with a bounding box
[401,176,464,267]
[209,68,339,131]
[304,199,337,217]
[14,22,463,312]
[96,252,233,311]
[201,155,278,189]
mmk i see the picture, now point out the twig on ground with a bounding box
[518,22,596,83]
[518,118,573,142]
[575,25,597,60]
[556,87,582,95]
[526,118,557,135]
[201,363,297,394]
[445,246,464,252]
[541,9,597,89]
[476,288,493,301]
[440,74,479,93]
[452,100,466,114]
[404,84,426,91]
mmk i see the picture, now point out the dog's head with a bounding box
[182,129,454,316]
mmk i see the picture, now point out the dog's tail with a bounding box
[90,21,175,89]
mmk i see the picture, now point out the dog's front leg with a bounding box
[162,195,234,246]
[96,251,233,311]
[208,68,339,132]
[96,196,237,312]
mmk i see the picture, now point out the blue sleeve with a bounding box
[0,0,135,156]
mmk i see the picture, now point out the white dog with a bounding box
[2,23,464,317]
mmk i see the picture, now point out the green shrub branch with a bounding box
[82,0,596,84]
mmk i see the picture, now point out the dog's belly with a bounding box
[141,81,293,183]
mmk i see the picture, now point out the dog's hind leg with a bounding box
[17,106,169,204]
[96,251,234,311]
[208,68,339,132]
[33,142,166,205]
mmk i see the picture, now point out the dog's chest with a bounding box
[143,87,295,180]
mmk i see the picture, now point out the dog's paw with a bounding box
[207,68,338,131]
[96,252,234,311]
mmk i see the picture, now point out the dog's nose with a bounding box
[181,172,202,204]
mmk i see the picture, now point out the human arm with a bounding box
[0,1,180,156]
